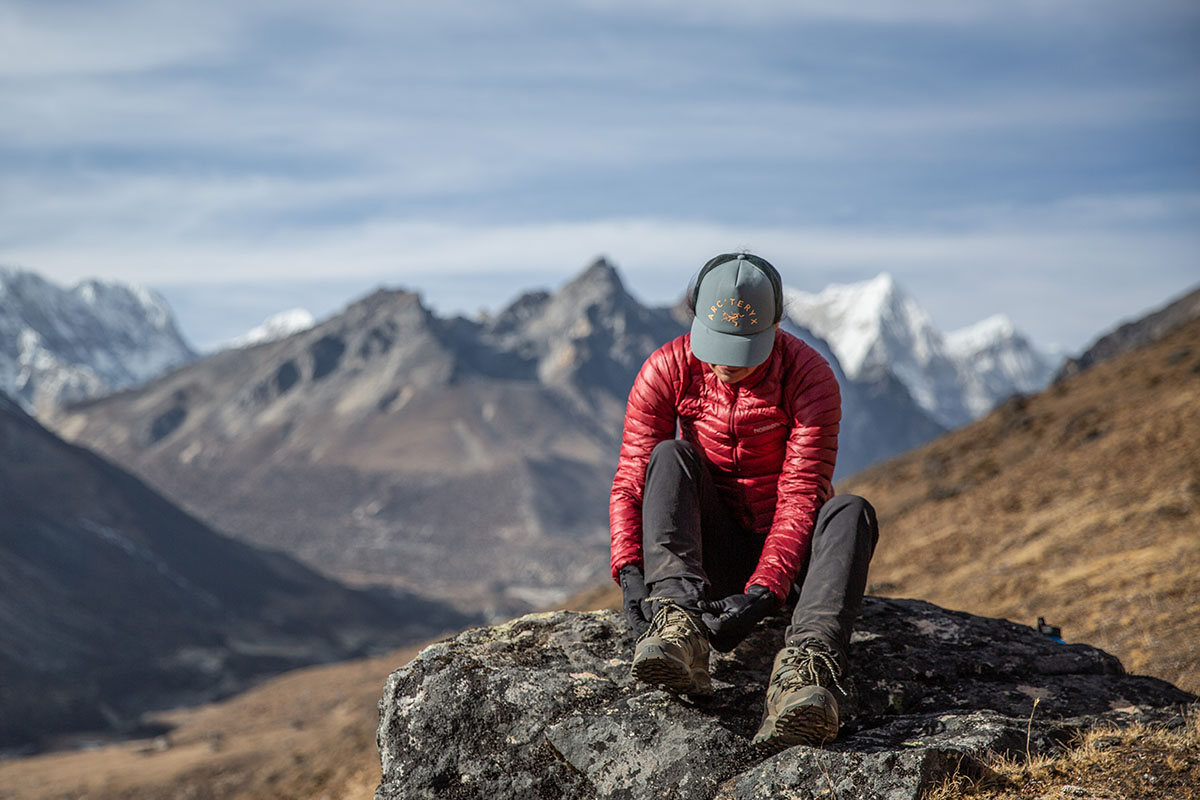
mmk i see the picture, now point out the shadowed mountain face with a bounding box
[0,393,471,750]
[50,261,944,618]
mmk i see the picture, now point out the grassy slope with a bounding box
[846,317,1200,695]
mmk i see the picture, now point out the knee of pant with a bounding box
[840,494,875,522]
[648,439,695,467]
[817,495,878,539]
[844,494,880,548]
[818,493,861,520]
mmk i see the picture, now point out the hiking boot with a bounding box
[752,639,844,750]
[632,599,713,696]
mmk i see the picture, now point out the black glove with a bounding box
[699,585,775,652]
[618,565,651,636]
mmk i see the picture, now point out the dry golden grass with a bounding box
[846,317,1200,694]
[928,705,1200,799]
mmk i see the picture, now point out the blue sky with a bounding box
[1,0,1198,351]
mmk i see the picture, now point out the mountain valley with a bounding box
[46,261,964,618]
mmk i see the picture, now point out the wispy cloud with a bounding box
[0,0,1197,351]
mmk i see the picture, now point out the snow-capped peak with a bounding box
[946,314,1058,416]
[944,314,1017,358]
[229,308,316,349]
[74,278,173,329]
[783,273,1058,428]
[0,267,195,415]
[783,273,938,379]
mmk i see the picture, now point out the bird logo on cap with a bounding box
[708,298,759,328]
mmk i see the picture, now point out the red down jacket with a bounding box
[609,329,841,604]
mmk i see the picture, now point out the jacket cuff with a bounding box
[746,576,788,607]
[611,559,642,583]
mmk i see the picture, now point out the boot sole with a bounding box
[632,652,713,696]
[753,688,838,752]
[774,703,838,745]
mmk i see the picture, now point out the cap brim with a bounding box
[690,317,775,368]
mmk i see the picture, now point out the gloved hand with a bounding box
[618,565,651,636]
[699,585,775,652]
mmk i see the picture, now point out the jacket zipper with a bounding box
[729,384,739,474]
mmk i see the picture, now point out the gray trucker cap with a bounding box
[689,254,779,368]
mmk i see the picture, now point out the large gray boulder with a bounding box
[376,597,1193,800]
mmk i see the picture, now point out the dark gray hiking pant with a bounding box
[642,439,878,667]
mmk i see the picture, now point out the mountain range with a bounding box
[0,267,194,416]
[42,260,1051,619]
[48,263,677,619]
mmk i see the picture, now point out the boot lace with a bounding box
[637,598,706,646]
[774,639,845,696]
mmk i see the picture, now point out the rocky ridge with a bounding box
[1055,283,1200,381]
[375,598,1193,800]
[49,260,944,618]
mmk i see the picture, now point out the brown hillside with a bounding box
[847,316,1200,693]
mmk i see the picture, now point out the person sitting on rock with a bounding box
[609,252,879,749]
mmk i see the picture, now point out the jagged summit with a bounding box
[945,313,1017,355]
[575,255,622,285]
[785,273,937,376]
[539,256,638,319]
[784,274,1057,427]
[0,267,195,416]
[852,270,900,308]
[943,314,1054,416]
[476,258,679,392]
